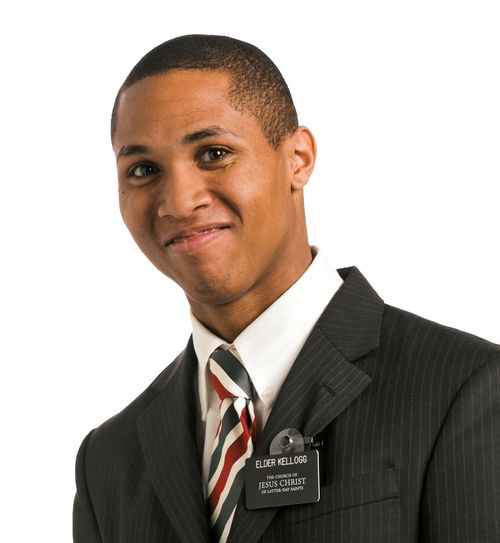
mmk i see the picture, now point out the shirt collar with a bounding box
[191,247,343,420]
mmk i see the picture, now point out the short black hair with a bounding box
[111,34,298,148]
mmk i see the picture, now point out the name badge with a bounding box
[245,449,320,509]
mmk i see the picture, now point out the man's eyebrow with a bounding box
[181,126,241,145]
[117,144,150,158]
[117,127,240,158]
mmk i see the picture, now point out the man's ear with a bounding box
[287,126,317,191]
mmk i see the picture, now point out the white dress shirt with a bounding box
[190,247,343,494]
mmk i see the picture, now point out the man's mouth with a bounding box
[166,225,231,247]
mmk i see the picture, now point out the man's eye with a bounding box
[128,163,158,177]
[199,147,230,162]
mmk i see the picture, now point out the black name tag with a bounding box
[245,450,320,509]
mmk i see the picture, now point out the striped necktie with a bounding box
[207,349,256,543]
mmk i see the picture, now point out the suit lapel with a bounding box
[137,340,210,543]
[228,266,384,543]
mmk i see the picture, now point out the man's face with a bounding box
[113,70,312,314]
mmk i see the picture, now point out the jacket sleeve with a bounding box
[73,430,102,543]
[420,356,500,542]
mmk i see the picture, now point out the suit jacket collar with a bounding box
[138,266,384,543]
[321,266,384,361]
[137,340,210,543]
[258,264,384,446]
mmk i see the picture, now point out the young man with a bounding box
[74,35,500,543]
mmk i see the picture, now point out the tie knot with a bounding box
[208,349,254,402]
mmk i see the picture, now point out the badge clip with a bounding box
[269,428,322,455]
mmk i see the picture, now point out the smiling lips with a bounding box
[165,225,230,253]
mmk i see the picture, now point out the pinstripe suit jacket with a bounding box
[74,267,500,542]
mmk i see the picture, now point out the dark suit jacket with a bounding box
[74,267,500,542]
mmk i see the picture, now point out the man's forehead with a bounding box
[113,72,263,150]
[119,69,233,109]
[115,71,236,131]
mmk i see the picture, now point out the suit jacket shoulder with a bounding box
[379,303,500,408]
[88,346,187,459]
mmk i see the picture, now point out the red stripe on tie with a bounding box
[210,372,233,401]
[208,406,251,510]
[239,406,252,442]
[251,417,258,440]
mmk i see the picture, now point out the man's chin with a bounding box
[185,283,243,308]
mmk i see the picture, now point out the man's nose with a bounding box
[156,166,211,219]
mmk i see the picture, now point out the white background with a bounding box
[1,1,499,541]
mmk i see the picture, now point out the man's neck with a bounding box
[189,247,313,343]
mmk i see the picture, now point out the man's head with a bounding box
[112,35,316,338]
[111,34,298,149]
